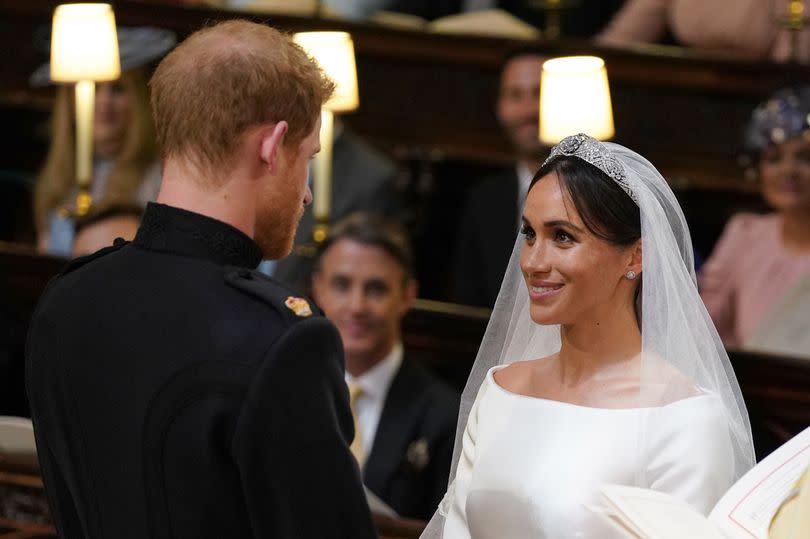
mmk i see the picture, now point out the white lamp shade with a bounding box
[540,56,615,144]
[50,3,120,83]
[294,31,359,113]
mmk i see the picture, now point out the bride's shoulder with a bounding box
[492,356,556,394]
[640,355,704,404]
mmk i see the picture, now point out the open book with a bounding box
[598,426,810,539]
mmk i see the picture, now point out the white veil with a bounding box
[422,134,755,537]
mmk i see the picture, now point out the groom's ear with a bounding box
[626,240,642,276]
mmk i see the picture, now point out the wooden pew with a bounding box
[0,454,427,539]
[0,451,429,539]
[3,244,810,453]
[728,349,810,459]
[1,246,807,535]
[0,453,55,539]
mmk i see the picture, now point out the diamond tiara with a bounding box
[541,134,637,203]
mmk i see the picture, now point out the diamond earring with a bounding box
[625,270,637,280]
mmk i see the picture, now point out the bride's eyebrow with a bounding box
[543,220,584,233]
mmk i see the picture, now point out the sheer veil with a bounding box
[421,134,755,538]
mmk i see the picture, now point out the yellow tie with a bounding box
[348,383,366,467]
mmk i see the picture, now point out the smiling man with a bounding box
[454,48,547,308]
[313,212,459,521]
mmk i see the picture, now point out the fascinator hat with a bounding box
[744,86,810,152]
[30,26,177,87]
[421,134,755,538]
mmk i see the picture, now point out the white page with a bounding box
[709,427,810,539]
[601,485,726,539]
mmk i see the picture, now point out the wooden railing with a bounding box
[4,244,808,449]
[0,450,427,539]
[1,245,808,534]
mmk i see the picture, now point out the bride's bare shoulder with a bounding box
[493,356,556,393]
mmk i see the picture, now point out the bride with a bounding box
[424,134,755,538]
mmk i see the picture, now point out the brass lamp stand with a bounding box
[774,0,810,63]
[50,3,121,218]
[293,31,360,254]
[527,0,582,41]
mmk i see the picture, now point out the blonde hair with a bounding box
[149,20,335,182]
[34,67,157,231]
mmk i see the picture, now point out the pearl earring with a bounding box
[625,271,637,280]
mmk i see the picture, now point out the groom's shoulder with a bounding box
[223,267,323,327]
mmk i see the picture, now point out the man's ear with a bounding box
[399,278,419,318]
[259,121,289,174]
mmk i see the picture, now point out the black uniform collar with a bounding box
[134,202,263,268]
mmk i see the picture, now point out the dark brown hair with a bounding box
[315,212,414,282]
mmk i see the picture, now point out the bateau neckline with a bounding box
[486,365,714,412]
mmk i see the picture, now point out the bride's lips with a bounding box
[527,281,564,301]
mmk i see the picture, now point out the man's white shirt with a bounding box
[345,343,404,458]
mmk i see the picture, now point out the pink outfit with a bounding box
[597,0,810,63]
[700,213,810,347]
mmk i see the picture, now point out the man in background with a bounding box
[270,122,400,293]
[454,49,546,307]
[313,212,459,520]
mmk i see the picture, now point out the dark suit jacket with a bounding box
[26,203,376,539]
[453,168,520,308]
[363,356,459,521]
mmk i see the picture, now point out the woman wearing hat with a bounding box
[32,27,175,256]
[700,87,810,349]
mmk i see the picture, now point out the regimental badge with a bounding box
[406,438,430,471]
[285,296,313,317]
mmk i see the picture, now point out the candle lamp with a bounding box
[539,55,614,144]
[293,31,359,244]
[50,3,121,217]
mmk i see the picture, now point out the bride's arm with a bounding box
[644,396,736,514]
[441,382,489,539]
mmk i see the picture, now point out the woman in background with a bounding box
[32,27,175,256]
[700,87,810,349]
[597,0,810,63]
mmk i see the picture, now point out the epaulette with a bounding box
[60,238,129,275]
[224,267,322,325]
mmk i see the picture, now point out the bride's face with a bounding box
[520,172,636,326]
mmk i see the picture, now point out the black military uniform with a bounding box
[26,202,376,539]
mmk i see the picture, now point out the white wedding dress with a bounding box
[442,366,735,539]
